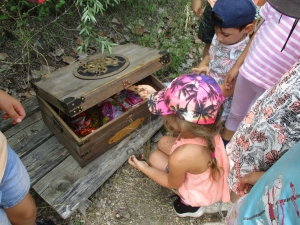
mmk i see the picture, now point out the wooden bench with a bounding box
[1,96,163,219]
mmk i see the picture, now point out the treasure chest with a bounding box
[33,43,169,167]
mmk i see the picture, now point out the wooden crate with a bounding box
[33,43,169,166]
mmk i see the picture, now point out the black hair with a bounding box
[211,11,251,31]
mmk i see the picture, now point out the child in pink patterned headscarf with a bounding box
[128,74,230,218]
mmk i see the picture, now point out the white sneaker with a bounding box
[202,222,225,225]
[205,201,233,214]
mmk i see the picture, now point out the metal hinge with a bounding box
[61,96,85,117]
[78,138,91,147]
[158,51,170,65]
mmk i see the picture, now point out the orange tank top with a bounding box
[170,134,230,206]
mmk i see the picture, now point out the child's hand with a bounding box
[128,154,148,171]
[224,66,239,90]
[0,90,26,124]
[192,0,202,17]
[238,172,265,194]
[137,85,157,100]
[192,66,210,75]
[219,84,234,97]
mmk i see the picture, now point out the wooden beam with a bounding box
[33,116,163,219]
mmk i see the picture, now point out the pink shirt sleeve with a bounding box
[259,2,270,20]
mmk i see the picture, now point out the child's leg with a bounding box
[224,75,265,139]
[1,146,36,225]
[230,191,240,204]
[148,136,176,172]
[5,193,36,225]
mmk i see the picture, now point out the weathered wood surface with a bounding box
[34,43,169,116]
[2,96,163,219]
[33,116,163,219]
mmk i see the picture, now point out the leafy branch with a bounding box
[75,0,120,54]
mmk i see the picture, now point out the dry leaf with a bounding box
[62,56,76,65]
[23,89,36,99]
[98,30,106,37]
[48,52,57,60]
[31,70,42,79]
[54,48,64,56]
[34,40,43,49]
[78,52,88,60]
[123,35,131,42]
[76,37,84,45]
[111,18,121,25]
[40,65,55,76]
[0,53,8,60]
[132,25,144,36]
[1,64,11,71]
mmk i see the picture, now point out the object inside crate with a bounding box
[64,89,143,138]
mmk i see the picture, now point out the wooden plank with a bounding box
[22,136,70,185]
[0,97,40,132]
[5,111,53,158]
[33,116,163,219]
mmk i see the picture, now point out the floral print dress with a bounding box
[209,34,250,121]
[227,60,300,197]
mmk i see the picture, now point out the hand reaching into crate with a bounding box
[0,90,26,124]
[127,85,157,100]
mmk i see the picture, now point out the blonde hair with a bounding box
[163,105,224,181]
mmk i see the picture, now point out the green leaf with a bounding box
[0,14,9,21]
[17,20,24,28]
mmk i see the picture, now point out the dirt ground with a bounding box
[33,131,224,225]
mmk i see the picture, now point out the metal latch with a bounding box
[122,79,132,89]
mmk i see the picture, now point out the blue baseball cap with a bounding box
[211,0,256,28]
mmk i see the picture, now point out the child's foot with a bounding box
[205,201,233,214]
[173,197,205,217]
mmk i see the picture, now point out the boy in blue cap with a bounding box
[192,0,256,124]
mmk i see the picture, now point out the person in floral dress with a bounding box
[227,59,300,203]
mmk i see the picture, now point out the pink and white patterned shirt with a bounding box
[209,34,250,121]
[239,2,300,90]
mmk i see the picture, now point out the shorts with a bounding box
[198,4,215,44]
[0,145,30,225]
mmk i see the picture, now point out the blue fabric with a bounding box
[0,146,30,225]
[212,0,256,28]
[233,141,300,224]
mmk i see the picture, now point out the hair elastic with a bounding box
[211,153,216,158]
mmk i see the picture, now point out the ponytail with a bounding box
[206,137,223,181]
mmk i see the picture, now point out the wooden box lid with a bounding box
[33,43,170,117]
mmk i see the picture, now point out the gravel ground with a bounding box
[34,132,224,225]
